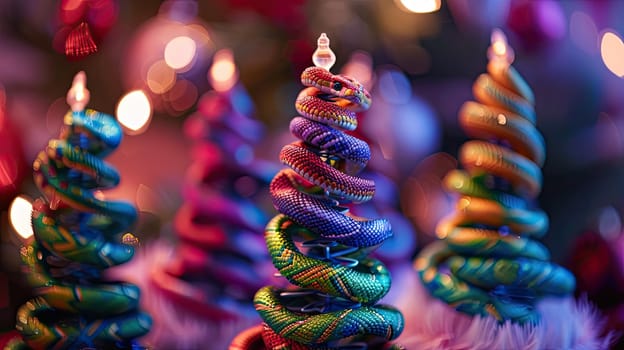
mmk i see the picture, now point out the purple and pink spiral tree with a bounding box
[124,49,278,349]
[230,33,405,350]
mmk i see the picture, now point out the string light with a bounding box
[600,31,624,78]
[116,90,152,134]
[9,195,34,241]
[208,49,238,92]
[396,0,441,14]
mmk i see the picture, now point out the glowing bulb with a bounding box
[164,36,197,71]
[209,49,239,92]
[600,31,624,78]
[9,195,33,241]
[66,71,90,112]
[488,28,515,65]
[397,0,441,13]
[116,90,152,134]
[312,33,336,71]
[146,60,176,94]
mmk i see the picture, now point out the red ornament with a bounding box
[54,0,119,59]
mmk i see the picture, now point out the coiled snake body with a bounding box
[415,50,575,323]
[232,66,404,349]
[9,109,151,349]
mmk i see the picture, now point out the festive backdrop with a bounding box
[1,0,624,346]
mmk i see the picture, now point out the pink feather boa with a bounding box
[109,244,614,349]
[107,239,261,350]
[388,264,614,349]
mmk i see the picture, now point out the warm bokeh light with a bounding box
[209,49,239,92]
[60,0,86,24]
[397,0,441,13]
[9,195,34,240]
[146,60,176,94]
[116,90,152,134]
[600,31,624,78]
[164,36,197,71]
[66,71,90,112]
[488,28,514,64]
[136,183,160,214]
[122,232,140,246]
[61,0,83,11]
[167,79,198,113]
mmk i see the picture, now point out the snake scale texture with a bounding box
[231,63,404,349]
[150,90,275,320]
[414,37,575,324]
[7,108,151,349]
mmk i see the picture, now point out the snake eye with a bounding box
[332,82,342,91]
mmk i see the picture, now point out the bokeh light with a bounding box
[164,36,197,71]
[597,206,621,241]
[209,49,239,92]
[396,0,441,14]
[9,195,33,241]
[600,30,624,78]
[116,90,152,134]
[122,0,215,114]
[146,60,176,94]
[488,28,514,64]
[136,183,160,214]
[166,79,198,114]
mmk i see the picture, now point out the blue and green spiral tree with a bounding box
[7,72,151,349]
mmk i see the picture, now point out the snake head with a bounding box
[302,67,371,111]
[331,74,371,111]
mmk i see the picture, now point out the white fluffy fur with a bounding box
[391,267,614,350]
[106,240,262,350]
[109,245,613,349]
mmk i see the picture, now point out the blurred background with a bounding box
[1,0,624,341]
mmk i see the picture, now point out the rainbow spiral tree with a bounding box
[414,29,575,324]
[230,34,404,349]
[6,72,151,349]
[150,49,276,322]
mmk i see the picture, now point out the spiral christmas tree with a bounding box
[139,49,277,348]
[6,72,151,349]
[415,29,574,323]
[402,29,609,349]
[230,33,404,349]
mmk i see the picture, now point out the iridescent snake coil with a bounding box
[415,48,575,324]
[231,66,404,349]
[151,91,275,320]
[9,109,151,349]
